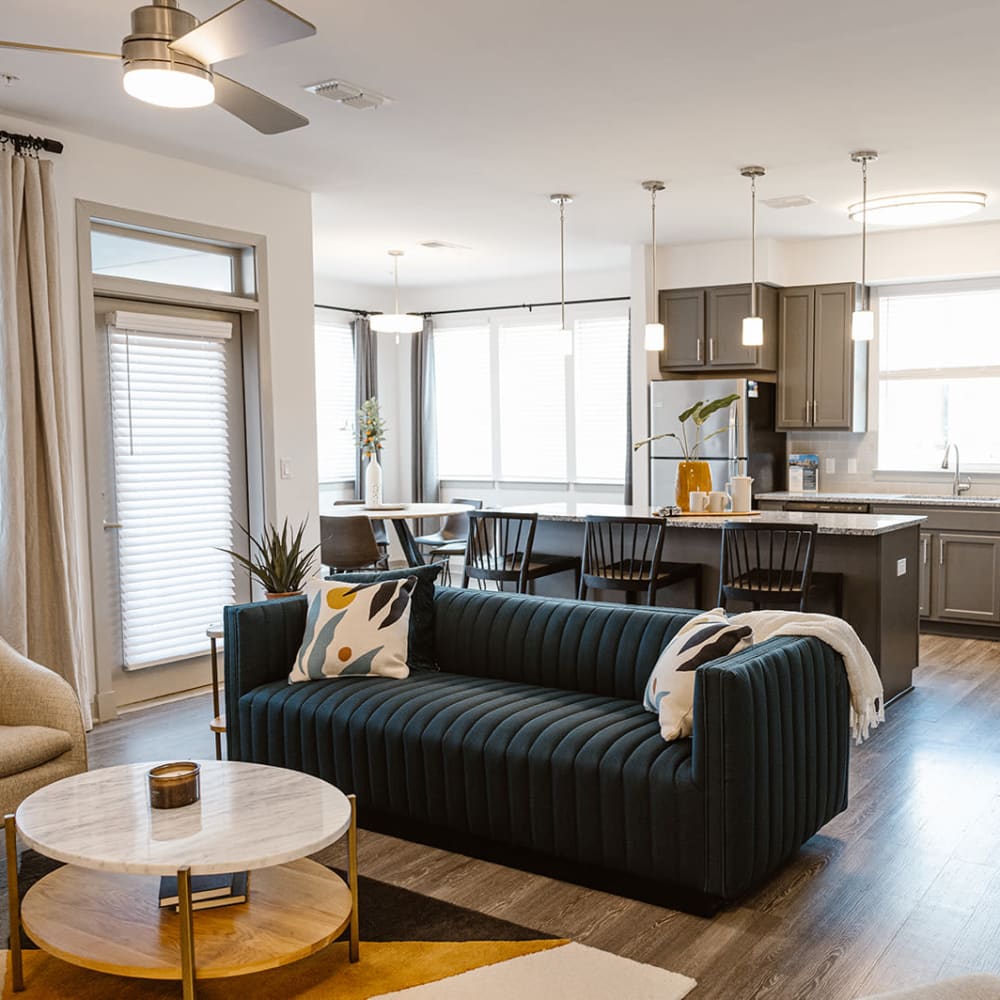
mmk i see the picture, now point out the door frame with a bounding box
[77,201,273,721]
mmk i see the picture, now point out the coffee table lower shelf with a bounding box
[20,857,352,982]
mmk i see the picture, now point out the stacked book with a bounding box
[158,871,248,912]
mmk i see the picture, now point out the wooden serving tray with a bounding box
[673,510,762,517]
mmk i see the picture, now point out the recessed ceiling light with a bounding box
[848,192,987,227]
[419,240,470,250]
[762,194,816,209]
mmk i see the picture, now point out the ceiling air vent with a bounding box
[419,240,471,251]
[304,79,391,110]
[762,195,817,209]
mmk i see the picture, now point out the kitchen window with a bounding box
[877,281,1000,471]
[314,311,358,482]
[432,309,629,484]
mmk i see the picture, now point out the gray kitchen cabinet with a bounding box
[934,532,1000,623]
[659,284,777,373]
[658,289,705,369]
[918,531,932,618]
[776,282,867,431]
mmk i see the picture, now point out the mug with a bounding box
[730,475,754,513]
[688,491,708,513]
[708,490,732,514]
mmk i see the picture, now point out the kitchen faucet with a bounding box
[940,442,972,496]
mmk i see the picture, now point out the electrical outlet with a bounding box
[280,458,293,480]
[896,558,907,576]
[825,457,836,474]
[847,458,858,474]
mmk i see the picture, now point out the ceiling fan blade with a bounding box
[0,40,119,61]
[212,73,308,134]
[170,0,315,66]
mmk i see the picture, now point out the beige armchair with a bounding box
[0,637,88,817]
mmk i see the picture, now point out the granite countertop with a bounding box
[502,502,924,537]
[758,491,1000,510]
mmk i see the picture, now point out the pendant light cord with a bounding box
[650,188,658,318]
[750,173,758,318]
[559,197,566,331]
[393,254,400,314]
[861,157,869,311]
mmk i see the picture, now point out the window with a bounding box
[499,324,568,480]
[433,326,492,478]
[877,284,1000,471]
[107,314,240,669]
[432,311,630,484]
[315,312,357,481]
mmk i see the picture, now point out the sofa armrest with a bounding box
[690,634,850,900]
[223,596,307,761]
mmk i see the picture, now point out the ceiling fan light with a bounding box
[644,322,665,352]
[370,312,423,335]
[741,316,764,347]
[851,309,875,342]
[123,66,215,108]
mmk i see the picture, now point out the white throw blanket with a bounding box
[729,610,885,743]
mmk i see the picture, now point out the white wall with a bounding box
[0,111,316,716]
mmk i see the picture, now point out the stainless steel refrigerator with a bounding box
[648,378,786,507]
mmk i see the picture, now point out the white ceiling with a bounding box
[3,0,1000,288]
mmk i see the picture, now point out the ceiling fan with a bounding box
[0,0,316,134]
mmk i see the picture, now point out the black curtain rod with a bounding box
[426,295,630,318]
[0,130,64,155]
[315,303,371,316]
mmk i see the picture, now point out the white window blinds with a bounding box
[433,326,492,478]
[498,324,568,480]
[108,318,237,670]
[315,314,357,481]
[574,316,629,481]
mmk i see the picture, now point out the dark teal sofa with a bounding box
[223,587,850,914]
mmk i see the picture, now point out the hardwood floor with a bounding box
[82,634,1000,998]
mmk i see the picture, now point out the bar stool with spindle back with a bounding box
[414,498,483,586]
[579,515,702,607]
[718,521,843,614]
[462,511,580,594]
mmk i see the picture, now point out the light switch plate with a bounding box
[847,458,858,474]
[280,459,293,480]
[825,457,836,474]
[896,557,907,576]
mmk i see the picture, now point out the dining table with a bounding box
[322,501,474,567]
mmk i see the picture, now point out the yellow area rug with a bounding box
[3,939,565,998]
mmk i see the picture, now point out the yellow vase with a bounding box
[675,461,713,512]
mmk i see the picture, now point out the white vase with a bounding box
[364,452,383,506]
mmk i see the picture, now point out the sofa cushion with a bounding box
[290,577,417,682]
[238,671,703,883]
[0,725,73,778]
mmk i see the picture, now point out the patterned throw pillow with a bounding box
[289,577,417,683]
[643,610,754,741]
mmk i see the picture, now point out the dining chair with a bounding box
[462,511,580,594]
[333,499,389,557]
[320,515,389,573]
[579,515,701,607]
[718,521,843,614]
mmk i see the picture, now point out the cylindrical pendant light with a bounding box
[550,194,574,356]
[740,166,766,347]
[642,180,666,352]
[370,250,424,337]
[850,150,879,342]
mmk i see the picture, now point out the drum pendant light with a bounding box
[642,181,666,352]
[550,194,574,356]
[740,166,766,347]
[851,151,878,342]
[370,251,423,337]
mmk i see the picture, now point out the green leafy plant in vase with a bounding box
[220,517,319,598]
[634,393,739,511]
[358,397,386,506]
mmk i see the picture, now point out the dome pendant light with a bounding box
[370,250,423,338]
[740,166,766,347]
[851,151,878,342]
[642,181,666,352]
[550,194,574,357]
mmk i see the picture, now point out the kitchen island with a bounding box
[502,502,925,701]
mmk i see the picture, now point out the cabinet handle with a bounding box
[697,339,701,362]
[922,537,928,564]
[709,338,715,362]
[939,539,944,566]
[813,399,818,424]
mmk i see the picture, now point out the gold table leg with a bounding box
[4,814,24,991]
[347,794,359,963]
[177,867,197,999]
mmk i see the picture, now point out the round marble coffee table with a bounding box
[5,761,358,998]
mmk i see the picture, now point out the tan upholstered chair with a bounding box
[0,637,88,817]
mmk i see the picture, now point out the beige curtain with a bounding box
[0,148,92,728]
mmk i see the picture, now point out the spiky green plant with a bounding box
[633,393,740,460]
[219,517,319,595]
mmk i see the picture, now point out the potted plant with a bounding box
[358,397,387,506]
[634,393,739,511]
[220,517,319,599]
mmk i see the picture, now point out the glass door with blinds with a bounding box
[92,297,250,705]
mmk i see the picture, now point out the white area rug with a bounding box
[371,941,696,1000]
